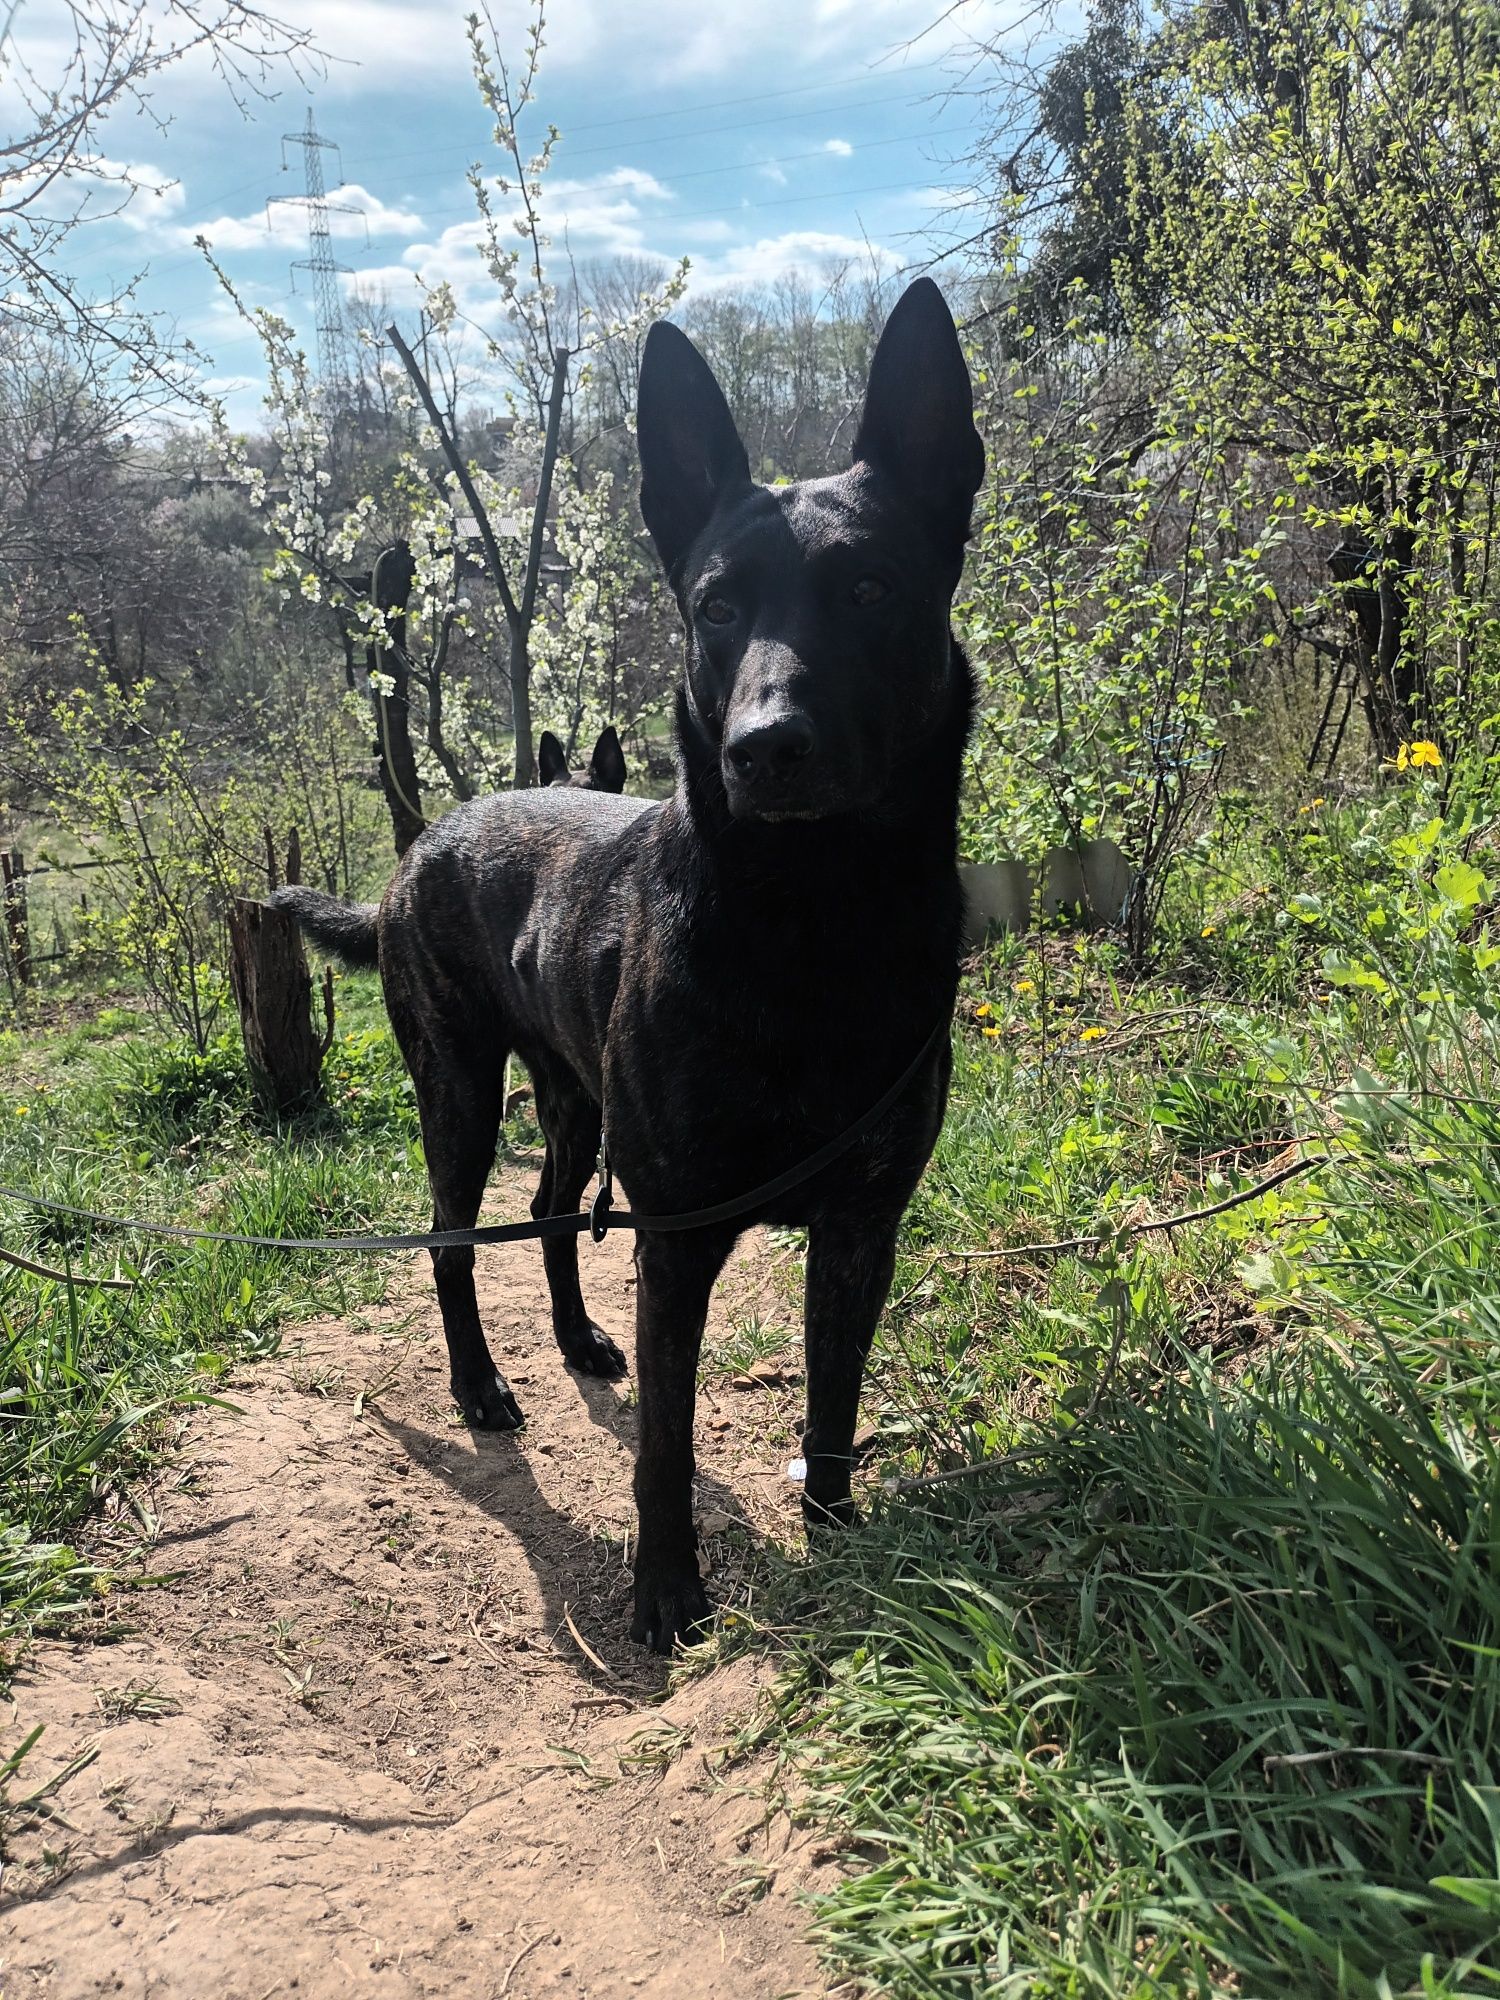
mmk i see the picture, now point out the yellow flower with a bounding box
[1201,925,1216,937]
[1409,739,1442,769]
[1079,1026,1106,1043]
[1312,796,1326,808]
[974,1002,992,1018]
[981,1026,1001,1041]
[1014,978,1035,995]
[13,1104,28,1116]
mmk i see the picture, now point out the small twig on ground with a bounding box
[499,1929,547,1997]
[0,1243,133,1290]
[888,1254,944,1313]
[353,1334,419,1419]
[561,1602,618,1681]
[942,1156,1320,1266]
[1263,1746,1452,1772]
[569,1694,636,1726]
[883,1446,1058,1496]
[889,1155,1319,1314]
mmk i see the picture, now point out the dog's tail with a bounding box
[269,887,380,969]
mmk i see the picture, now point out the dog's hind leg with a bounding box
[528,1054,628,1380]
[427,1070,524,1428]
[392,999,522,1430]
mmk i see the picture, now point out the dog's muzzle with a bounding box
[722,709,826,818]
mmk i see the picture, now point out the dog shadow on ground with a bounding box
[370,1375,761,1688]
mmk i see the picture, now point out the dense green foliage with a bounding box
[743,773,1500,1996]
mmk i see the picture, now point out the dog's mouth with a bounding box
[723,780,846,824]
[721,755,853,825]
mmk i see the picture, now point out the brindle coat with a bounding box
[272,277,984,1651]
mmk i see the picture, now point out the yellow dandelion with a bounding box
[1201,924,1216,937]
[981,1026,1001,1041]
[974,1002,992,1018]
[1014,978,1035,995]
[13,1104,29,1116]
[1079,1026,1106,1043]
[1409,739,1442,769]
[1312,796,1326,807]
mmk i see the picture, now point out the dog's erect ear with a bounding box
[852,278,984,548]
[638,320,752,578]
[589,725,626,794]
[537,730,568,787]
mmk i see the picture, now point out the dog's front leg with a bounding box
[801,1211,901,1529]
[630,1226,735,1653]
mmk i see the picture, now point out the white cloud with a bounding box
[686,228,899,291]
[185,0,1029,94]
[346,166,678,318]
[549,166,676,253]
[96,160,187,230]
[189,182,424,253]
[540,0,1027,83]
[824,138,855,157]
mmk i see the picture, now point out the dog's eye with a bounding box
[852,575,891,607]
[699,596,736,627]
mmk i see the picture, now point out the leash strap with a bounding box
[0,1018,948,1258]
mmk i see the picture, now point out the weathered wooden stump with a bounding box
[229,830,333,1115]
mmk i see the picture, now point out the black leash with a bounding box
[0,1020,948,1260]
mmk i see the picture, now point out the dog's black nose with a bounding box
[725,712,817,784]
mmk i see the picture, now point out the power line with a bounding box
[68,73,971,280]
[199,169,970,365]
[343,83,954,193]
[337,56,952,169]
[268,110,362,402]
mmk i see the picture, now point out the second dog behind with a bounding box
[537,725,626,793]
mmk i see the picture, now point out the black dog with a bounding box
[537,725,627,794]
[273,278,983,1652]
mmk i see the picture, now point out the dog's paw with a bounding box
[802,1491,859,1534]
[452,1372,525,1430]
[629,1568,710,1654]
[558,1322,628,1380]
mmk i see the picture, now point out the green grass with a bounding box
[737,931,1500,1998]
[4,784,1499,1994]
[0,969,426,1675]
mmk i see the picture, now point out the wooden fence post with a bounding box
[228,828,333,1115]
[1,848,31,986]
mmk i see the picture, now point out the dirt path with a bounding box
[1,1170,841,1999]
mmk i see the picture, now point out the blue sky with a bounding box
[23,0,1037,422]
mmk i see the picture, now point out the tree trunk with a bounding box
[1330,521,1417,761]
[370,542,426,856]
[509,344,574,790]
[507,620,534,790]
[228,897,330,1115]
[370,640,427,855]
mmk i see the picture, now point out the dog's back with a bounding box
[386,791,652,1083]
[277,789,655,1094]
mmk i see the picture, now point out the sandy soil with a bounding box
[1,1168,847,2000]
